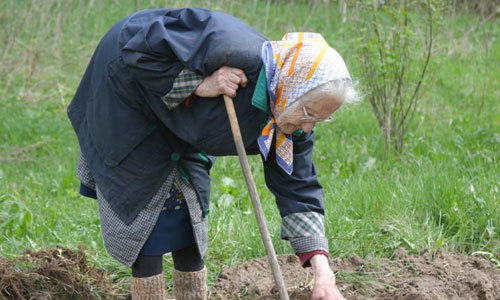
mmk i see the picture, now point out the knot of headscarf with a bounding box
[257,32,351,175]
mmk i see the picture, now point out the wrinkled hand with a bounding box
[194,66,248,98]
[310,255,346,300]
[312,271,345,300]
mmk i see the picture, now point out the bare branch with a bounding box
[398,0,433,131]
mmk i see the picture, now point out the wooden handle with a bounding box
[223,95,290,300]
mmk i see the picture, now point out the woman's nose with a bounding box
[301,122,315,133]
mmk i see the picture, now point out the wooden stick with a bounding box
[223,95,290,300]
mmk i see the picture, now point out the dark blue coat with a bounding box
[68,8,323,225]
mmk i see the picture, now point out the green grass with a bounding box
[1,0,499,293]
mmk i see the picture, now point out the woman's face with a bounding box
[276,95,343,134]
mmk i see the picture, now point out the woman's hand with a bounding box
[194,66,248,98]
[310,255,346,300]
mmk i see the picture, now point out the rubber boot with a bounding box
[131,272,168,300]
[172,267,207,300]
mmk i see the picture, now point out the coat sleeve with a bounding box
[120,8,264,98]
[120,11,205,97]
[262,131,329,255]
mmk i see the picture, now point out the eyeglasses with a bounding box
[299,106,334,123]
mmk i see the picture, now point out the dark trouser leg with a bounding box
[172,244,204,272]
[131,255,166,300]
[132,255,163,277]
[171,245,207,300]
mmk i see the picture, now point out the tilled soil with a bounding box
[1,247,499,299]
[211,249,500,300]
[0,246,122,300]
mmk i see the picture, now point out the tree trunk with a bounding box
[339,0,347,23]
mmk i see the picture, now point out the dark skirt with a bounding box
[139,180,195,256]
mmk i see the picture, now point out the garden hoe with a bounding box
[223,95,290,300]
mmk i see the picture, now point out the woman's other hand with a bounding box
[310,254,346,300]
[194,66,248,98]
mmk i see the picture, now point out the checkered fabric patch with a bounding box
[281,211,325,239]
[290,236,329,254]
[97,171,176,267]
[76,154,208,265]
[161,68,204,110]
[176,175,209,257]
[76,153,95,189]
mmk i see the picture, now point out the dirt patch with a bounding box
[210,249,500,299]
[1,247,499,299]
[0,246,122,300]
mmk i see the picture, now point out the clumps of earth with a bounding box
[0,246,122,300]
[212,249,500,299]
[1,246,499,299]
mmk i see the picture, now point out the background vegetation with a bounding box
[1,0,498,295]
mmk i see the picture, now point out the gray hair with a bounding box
[276,78,360,126]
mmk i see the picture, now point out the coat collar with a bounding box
[251,66,268,113]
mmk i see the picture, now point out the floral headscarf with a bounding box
[257,32,351,175]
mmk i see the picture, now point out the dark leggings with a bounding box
[132,244,204,277]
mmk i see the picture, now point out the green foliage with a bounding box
[450,0,500,17]
[0,0,499,294]
[353,0,438,154]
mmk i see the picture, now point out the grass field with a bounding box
[0,0,499,293]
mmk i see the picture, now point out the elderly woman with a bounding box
[68,7,355,300]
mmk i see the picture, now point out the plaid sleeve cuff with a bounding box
[161,68,204,110]
[281,211,329,254]
[290,236,329,254]
[281,211,325,239]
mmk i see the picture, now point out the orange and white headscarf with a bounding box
[257,32,351,174]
